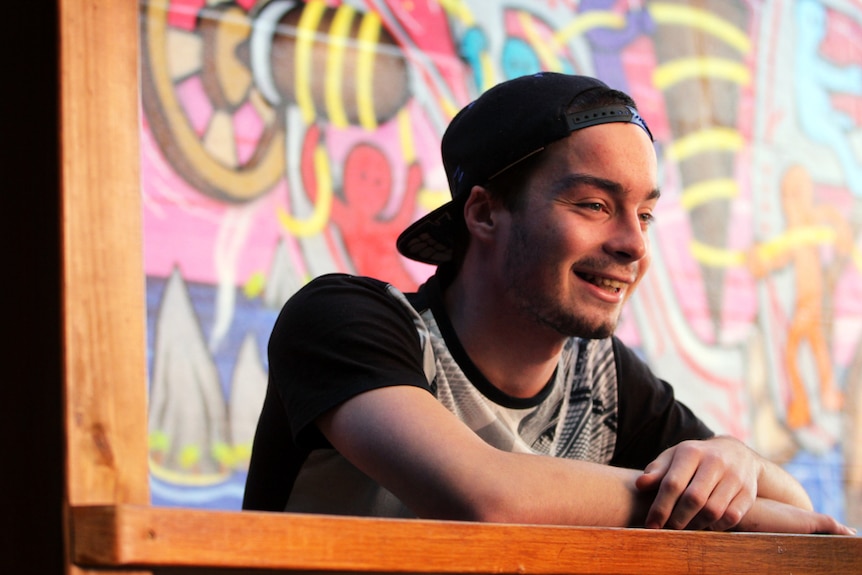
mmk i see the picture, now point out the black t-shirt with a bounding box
[243,273,713,513]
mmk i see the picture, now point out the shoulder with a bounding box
[608,335,678,403]
[278,273,406,321]
[610,335,662,384]
[286,273,391,304]
[270,274,421,350]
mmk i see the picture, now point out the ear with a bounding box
[463,185,500,244]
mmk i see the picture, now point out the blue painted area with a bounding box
[501,37,542,80]
[145,275,277,398]
[783,446,846,523]
[146,275,279,508]
[459,27,488,90]
[151,471,247,510]
[794,0,862,196]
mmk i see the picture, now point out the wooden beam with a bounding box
[60,1,149,574]
[60,0,149,509]
[71,505,862,574]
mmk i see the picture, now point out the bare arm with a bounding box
[318,387,852,534]
[755,449,814,509]
[317,385,652,526]
[736,497,855,535]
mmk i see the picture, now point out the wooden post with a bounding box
[59,0,149,572]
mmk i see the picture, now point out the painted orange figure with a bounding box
[748,164,852,428]
[333,141,423,291]
[300,124,424,292]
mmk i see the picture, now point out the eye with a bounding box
[579,202,605,212]
[639,212,655,226]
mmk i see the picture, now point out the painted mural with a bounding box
[139,0,862,526]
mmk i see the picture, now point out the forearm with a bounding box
[361,429,654,526]
[735,497,854,535]
[754,454,813,510]
[320,385,654,527]
[469,452,653,527]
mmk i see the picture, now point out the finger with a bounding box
[644,452,700,529]
[644,449,673,473]
[664,440,754,530]
[690,487,748,532]
[813,515,858,536]
[684,465,749,531]
[635,450,674,492]
[663,462,726,530]
[704,480,755,531]
[635,467,664,492]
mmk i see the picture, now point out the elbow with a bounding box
[413,493,513,524]
[462,496,517,524]
[453,484,539,525]
[409,481,527,525]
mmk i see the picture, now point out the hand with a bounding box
[635,436,761,531]
[737,497,856,535]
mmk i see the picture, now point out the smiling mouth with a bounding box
[577,273,625,294]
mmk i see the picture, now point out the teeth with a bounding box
[582,274,625,291]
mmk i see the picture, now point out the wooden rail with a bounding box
[59,1,861,574]
[67,504,858,574]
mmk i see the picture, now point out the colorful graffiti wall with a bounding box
[140,0,862,526]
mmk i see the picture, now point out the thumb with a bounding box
[635,453,671,491]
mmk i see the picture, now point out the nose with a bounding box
[604,212,648,262]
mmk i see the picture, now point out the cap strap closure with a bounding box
[565,105,653,141]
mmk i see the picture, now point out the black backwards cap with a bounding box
[396,72,653,265]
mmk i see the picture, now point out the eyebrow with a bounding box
[550,173,661,201]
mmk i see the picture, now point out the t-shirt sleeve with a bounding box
[268,274,430,448]
[610,337,714,470]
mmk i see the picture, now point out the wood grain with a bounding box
[60,0,150,573]
[60,0,149,509]
[71,504,862,574]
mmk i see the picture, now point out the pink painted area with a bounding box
[503,9,523,38]
[654,204,715,343]
[167,0,206,31]
[821,7,862,66]
[622,37,671,142]
[736,46,759,142]
[382,0,453,53]
[822,9,862,123]
[380,0,471,105]
[815,183,856,219]
[833,261,862,365]
[614,306,640,347]
[718,154,758,342]
[236,0,259,11]
[830,257,862,319]
[141,119,284,285]
[175,75,213,137]
[833,314,862,367]
[142,89,446,289]
[831,93,862,125]
[232,100,266,165]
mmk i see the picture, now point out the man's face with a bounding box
[498,122,659,339]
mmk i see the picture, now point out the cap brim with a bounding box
[396,198,463,265]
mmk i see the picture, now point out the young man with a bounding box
[244,72,853,534]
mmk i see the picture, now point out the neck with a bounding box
[442,268,566,399]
